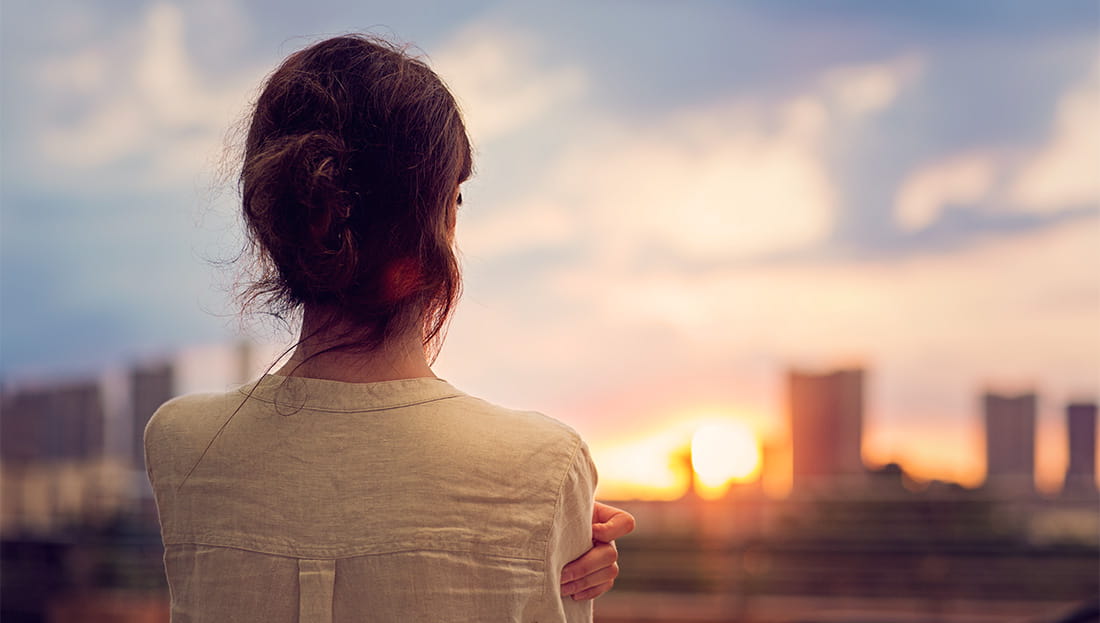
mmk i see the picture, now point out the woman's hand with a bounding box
[560,502,636,600]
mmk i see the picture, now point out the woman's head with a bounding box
[240,35,471,353]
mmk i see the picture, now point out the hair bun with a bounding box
[239,35,471,353]
[243,130,359,298]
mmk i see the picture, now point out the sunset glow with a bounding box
[691,422,761,492]
[589,411,769,501]
[586,399,1089,501]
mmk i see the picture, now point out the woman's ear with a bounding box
[447,186,461,237]
[448,186,462,222]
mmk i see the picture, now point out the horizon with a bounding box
[2,338,1094,500]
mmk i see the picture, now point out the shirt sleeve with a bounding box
[538,437,597,622]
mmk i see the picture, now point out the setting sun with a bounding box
[691,421,762,495]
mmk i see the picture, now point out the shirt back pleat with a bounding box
[298,558,336,623]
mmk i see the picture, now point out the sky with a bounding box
[2,1,1098,497]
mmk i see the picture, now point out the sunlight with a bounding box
[691,421,761,494]
[589,408,769,501]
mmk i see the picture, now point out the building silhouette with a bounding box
[1063,402,1097,495]
[1,381,105,465]
[788,368,865,493]
[0,380,115,534]
[129,362,175,469]
[983,392,1036,495]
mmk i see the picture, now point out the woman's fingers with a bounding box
[569,580,615,601]
[558,502,634,601]
[591,502,636,543]
[561,560,619,600]
[560,540,616,584]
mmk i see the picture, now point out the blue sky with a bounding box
[2,1,1097,489]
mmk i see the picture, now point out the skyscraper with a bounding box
[0,381,105,464]
[789,368,865,493]
[130,362,175,469]
[0,381,107,533]
[1063,402,1097,495]
[983,392,1036,495]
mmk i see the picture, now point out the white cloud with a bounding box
[31,2,261,191]
[561,97,837,263]
[431,23,587,145]
[894,152,999,231]
[458,54,931,266]
[821,55,923,117]
[1010,63,1100,211]
[894,63,1099,230]
[459,91,840,267]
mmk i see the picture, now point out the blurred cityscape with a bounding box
[1,345,1097,622]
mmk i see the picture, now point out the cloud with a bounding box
[1010,63,1100,211]
[557,96,837,263]
[29,2,262,192]
[457,53,927,267]
[821,54,923,117]
[431,23,587,145]
[894,151,998,231]
[893,63,1099,230]
[459,91,844,268]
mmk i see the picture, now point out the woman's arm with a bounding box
[560,502,636,600]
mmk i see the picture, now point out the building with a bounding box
[983,392,1036,495]
[1063,402,1097,495]
[129,362,175,470]
[1,381,105,465]
[788,368,865,494]
[0,380,117,534]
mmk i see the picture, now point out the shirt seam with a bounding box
[234,392,463,413]
[538,434,584,617]
[163,537,546,562]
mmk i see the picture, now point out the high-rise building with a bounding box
[788,368,865,493]
[1063,402,1097,494]
[983,392,1036,494]
[130,362,175,469]
[0,381,108,533]
[1,381,105,464]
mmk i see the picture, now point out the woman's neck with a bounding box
[274,309,435,383]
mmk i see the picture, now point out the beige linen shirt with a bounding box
[144,375,596,622]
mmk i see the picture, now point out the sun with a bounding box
[690,421,761,493]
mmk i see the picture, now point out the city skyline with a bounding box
[3,341,1095,508]
[3,346,1097,623]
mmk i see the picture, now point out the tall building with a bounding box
[788,368,865,493]
[983,392,1036,495]
[1063,402,1097,494]
[129,362,175,469]
[0,381,109,533]
[1,381,105,464]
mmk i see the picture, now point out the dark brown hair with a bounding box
[239,34,472,354]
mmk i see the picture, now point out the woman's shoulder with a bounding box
[143,387,247,472]
[425,391,594,482]
[145,389,241,437]
[452,393,581,437]
[438,391,584,450]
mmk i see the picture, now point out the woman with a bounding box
[144,34,632,622]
